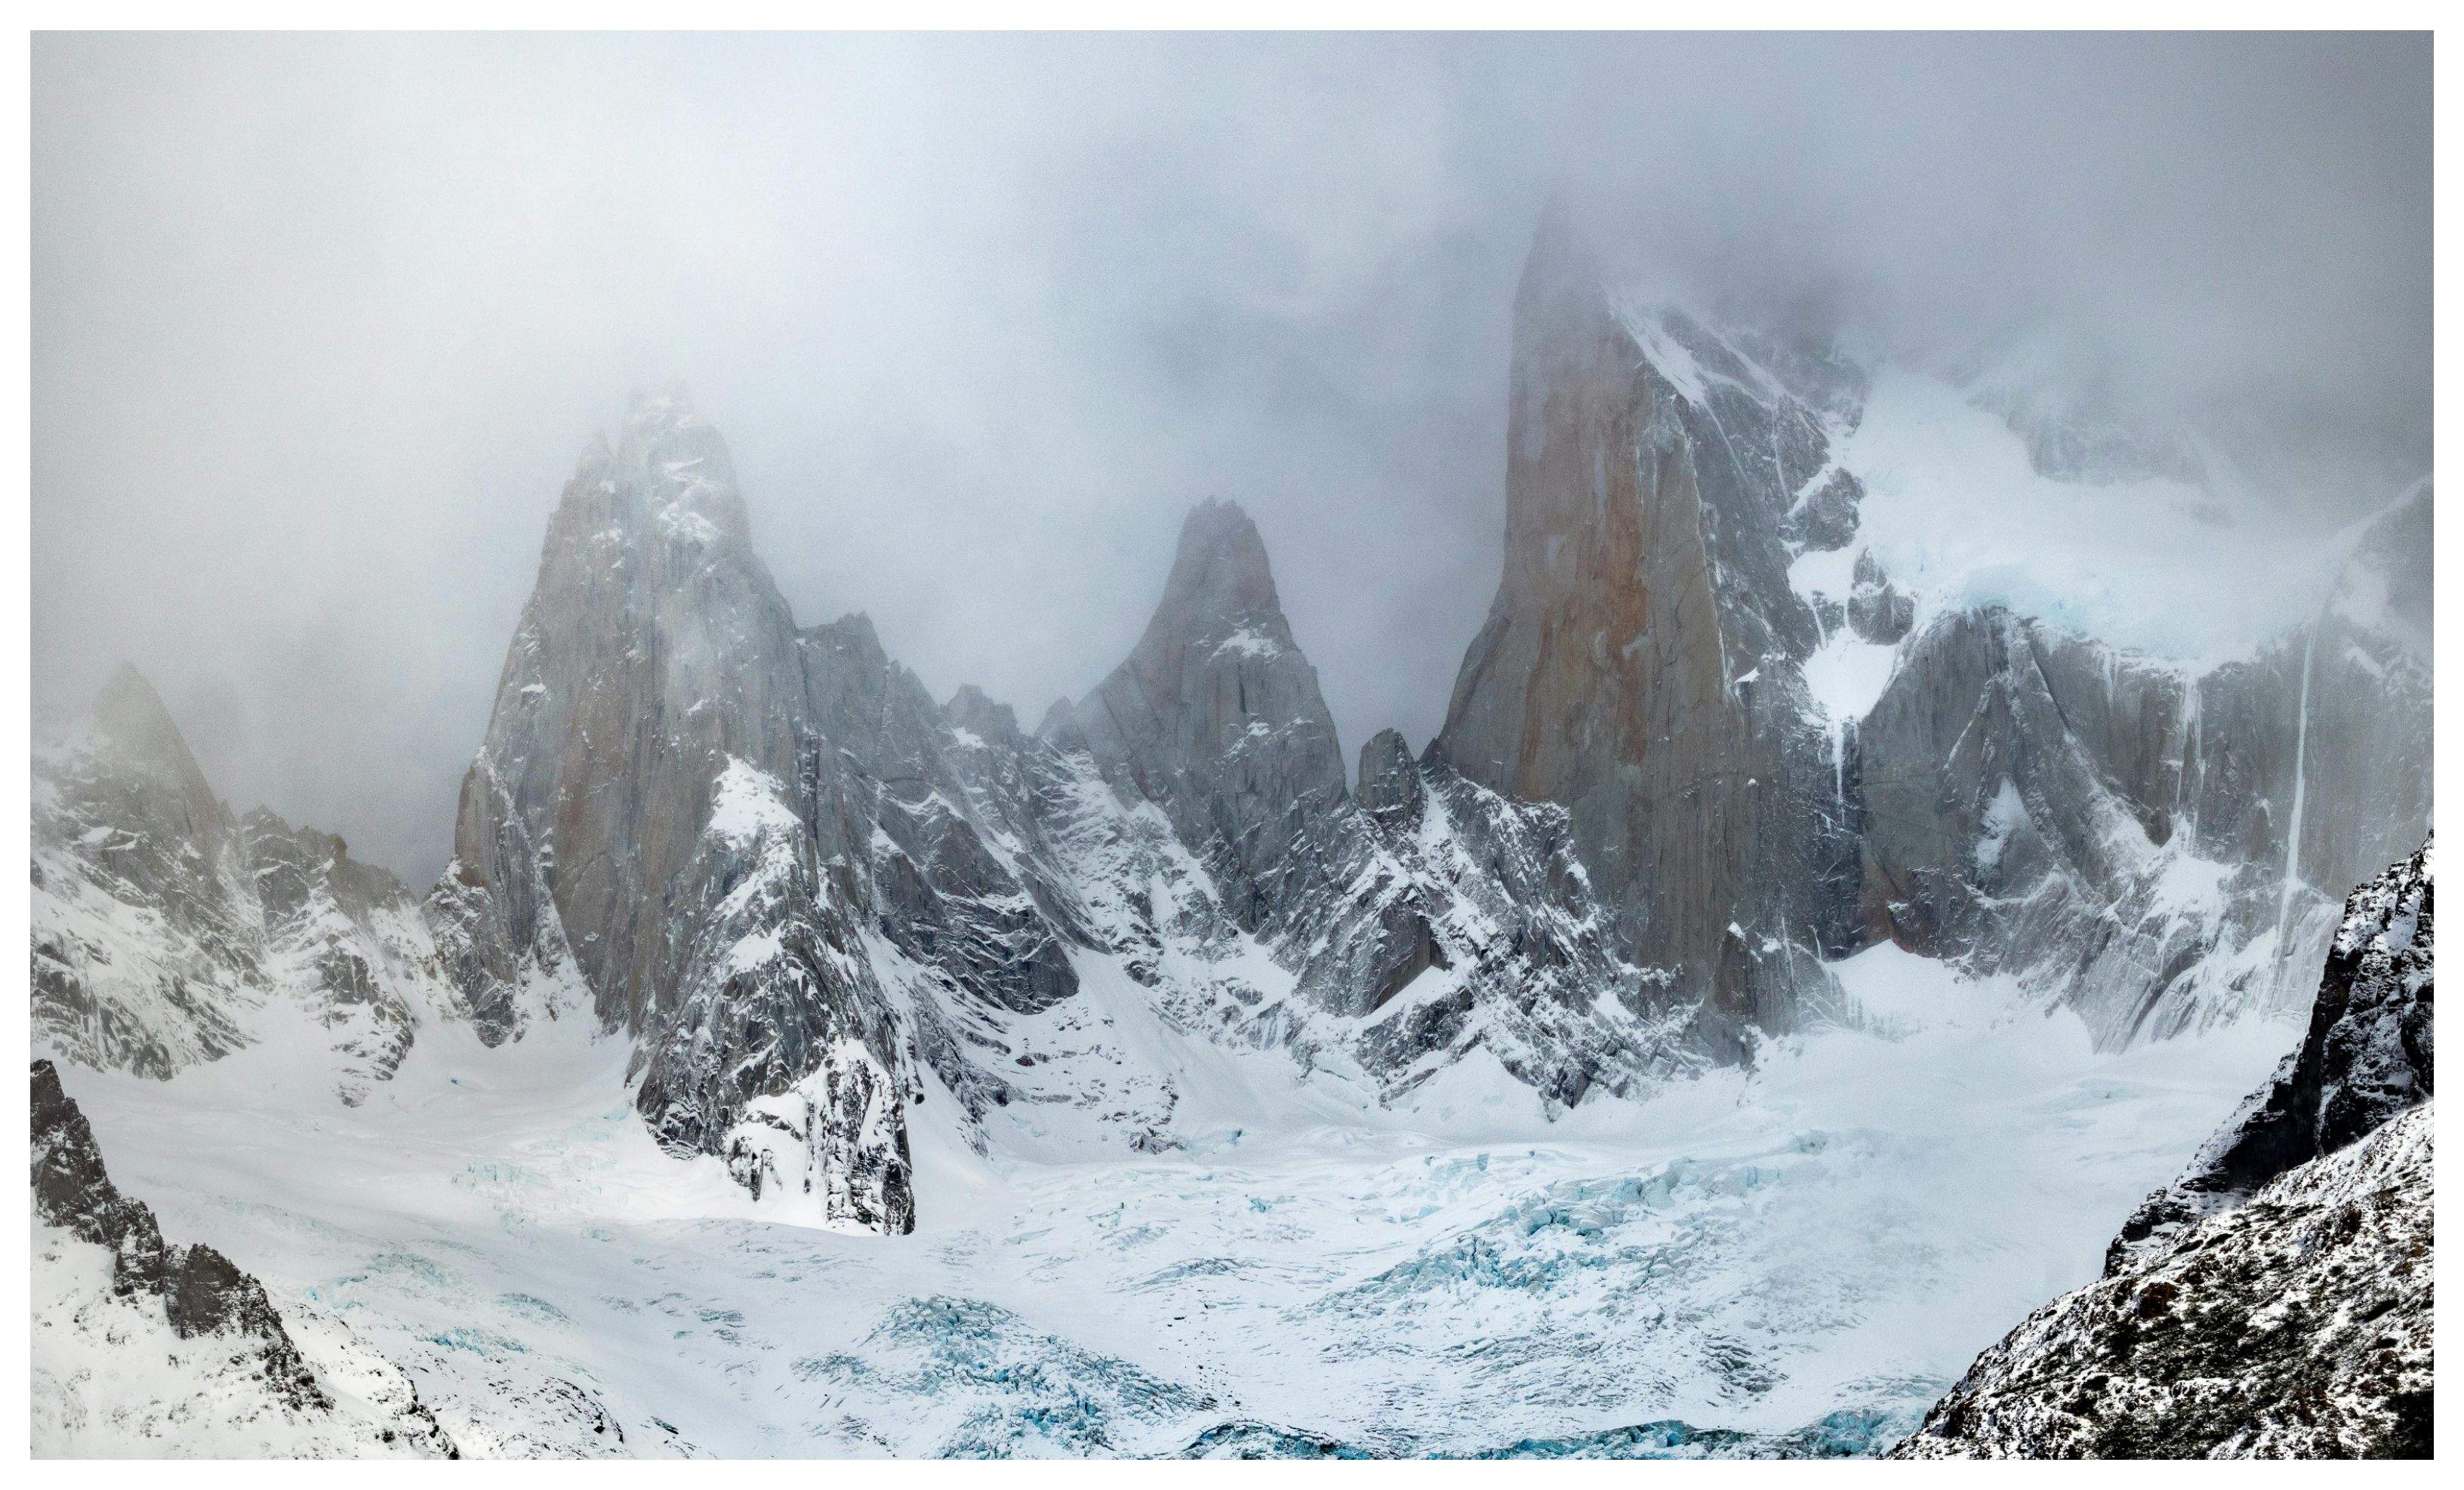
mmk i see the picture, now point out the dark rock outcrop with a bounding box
[2107,836,2434,1271]
[30,1058,458,1456]
[1893,839,2435,1459]
[1893,1106,2432,1459]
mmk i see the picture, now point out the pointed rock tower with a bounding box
[1437,207,1862,1052]
[1041,500,1674,1102]
[1052,497,1349,931]
[430,389,913,1233]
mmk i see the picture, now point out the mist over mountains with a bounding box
[35,205,2435,1224]
[32,32,2429,885]
[26,32,2435,1461]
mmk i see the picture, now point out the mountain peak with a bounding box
[540,386,753,565]
[1062,491,1347,882]
[1181,494,1258,540]
[1355,726,1422,827]
[622,382,706,435]
[1513,196,1612,350]
[944,684,1021,747]
[1150,498,1286,645]
[805,611,887,666]
[87,663,211,790]
[92,660,171,731]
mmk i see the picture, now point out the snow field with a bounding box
[56,950,2293,1458]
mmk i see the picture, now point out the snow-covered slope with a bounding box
[31,1060,458,1458]
[32,666,466,1103]
[45,968,2293,1457]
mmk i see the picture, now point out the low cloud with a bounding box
[32,32,2430,880]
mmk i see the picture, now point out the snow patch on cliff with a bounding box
[705,758,800,847]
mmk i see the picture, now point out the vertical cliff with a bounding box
[1436,208,1856,1051]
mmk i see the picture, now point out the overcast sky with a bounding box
[32,32,2431,883]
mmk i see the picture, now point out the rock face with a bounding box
[1436,208,1860,1054]
[31,666,458,1103]
[428,390,812,1039]
[1856,495,2433,1048]
[433,390,914,1233]
[1052,500,1692,1099]
[1437,210,2432,1054]
[2106,837,2435,1271]
[1893,839,2435,1460]
[30,1059,457,1457]
[244,809,460,1104]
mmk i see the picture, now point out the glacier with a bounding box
[42,964,2293,1457]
